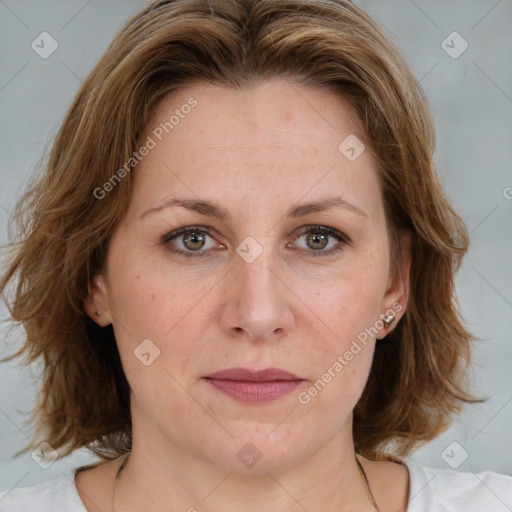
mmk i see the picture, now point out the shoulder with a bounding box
[0,469,86,512]
[403,458,512,512]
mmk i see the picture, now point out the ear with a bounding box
[84,273,113,326]
[377,230,412,339]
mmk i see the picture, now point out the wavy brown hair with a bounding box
[1,0,481,462]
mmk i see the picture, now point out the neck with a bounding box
[112,429,378,512]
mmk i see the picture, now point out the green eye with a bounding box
[161,225,350,258]
[291,226,350,256]
[161,226,217,258]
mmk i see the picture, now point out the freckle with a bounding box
[136,275,140,279]
[152,293,155,300]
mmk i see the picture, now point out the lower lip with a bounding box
[205,378,303,403]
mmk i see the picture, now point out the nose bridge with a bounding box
[234,237,283,309]
[220,235,294,339]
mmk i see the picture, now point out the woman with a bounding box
[1,0,511,510]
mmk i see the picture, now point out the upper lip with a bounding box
[204,367,302,382]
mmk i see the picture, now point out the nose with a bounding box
[218,246,295,342]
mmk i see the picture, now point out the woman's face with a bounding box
[88,78,409,471]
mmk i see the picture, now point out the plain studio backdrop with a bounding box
[0,0,511,489]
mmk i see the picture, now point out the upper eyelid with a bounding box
[295,225,349,240]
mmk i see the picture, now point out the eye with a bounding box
[289,225,350,256]
[161,224,350,259]
[161,225,221,258]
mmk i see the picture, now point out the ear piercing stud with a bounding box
[382,313,395,328]
[94,310,101,317]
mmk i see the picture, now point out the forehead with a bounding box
[130,78,381,219]
[147,78,363,149]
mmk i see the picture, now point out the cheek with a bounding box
[295,284,380,418]
[106,251,220,366]
[106,264,209,417]
[295,250,387,395]
[306,253,387,342]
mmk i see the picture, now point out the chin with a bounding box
[196,425,317,473]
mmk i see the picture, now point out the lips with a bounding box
[203,367,304,403]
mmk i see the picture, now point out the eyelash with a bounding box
[160,225,351,258]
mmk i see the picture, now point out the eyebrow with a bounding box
[138,195,368,220]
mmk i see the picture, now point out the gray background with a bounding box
[1,0,511,491]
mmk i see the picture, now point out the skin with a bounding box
[82,78,411,512]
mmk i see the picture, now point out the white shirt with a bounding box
[1,458,511,511]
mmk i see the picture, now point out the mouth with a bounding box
[203,367,305,404]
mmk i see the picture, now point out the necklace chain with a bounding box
[355,456,381,511]
[112,453,129,512]
[113,453,379,512]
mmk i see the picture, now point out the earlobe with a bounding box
[84,274,113,326]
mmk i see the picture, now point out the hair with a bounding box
[1,0,481,462]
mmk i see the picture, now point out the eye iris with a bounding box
[183,231,206,251]
[306,231,328,250]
